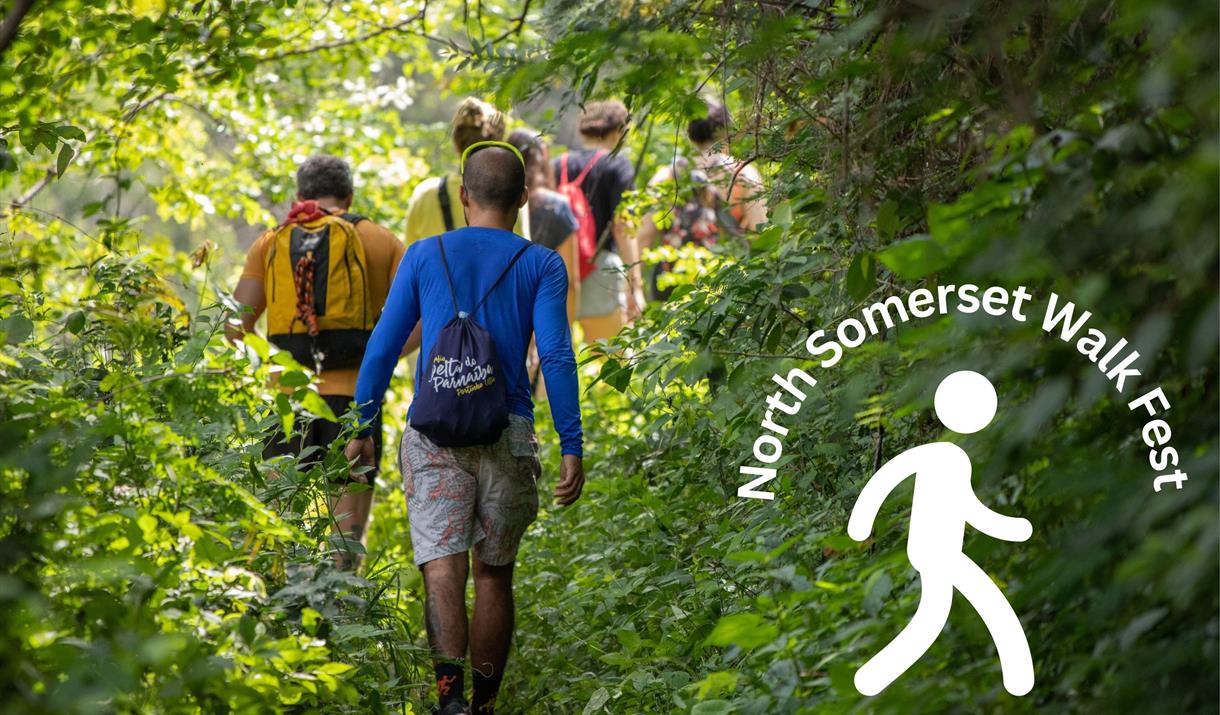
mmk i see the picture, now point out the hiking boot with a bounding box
[435,699,472,715]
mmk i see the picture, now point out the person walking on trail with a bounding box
[228,155,408,569]
[507,128,580,320]
[405,97,529,245]
[508,128,579,399]
[402,97,530,386]
[847,370,1035,697]
[346,143,585,715]
[553,99,643,341]
[637,100,768,300]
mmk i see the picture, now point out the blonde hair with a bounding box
[451,97,507,153]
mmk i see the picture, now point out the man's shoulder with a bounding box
[405,233,437,254]
[527,240,565,272]
[352,218,404,259]
[353,217,398,242]
[250,227,276,250]
[592,151,634,182]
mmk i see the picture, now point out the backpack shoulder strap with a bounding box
[573,149,607,187]
[339,212,366,225]
[559,154,570,185]
[437,175,455,232]
[472,243,532,316]
[435,237,462,318]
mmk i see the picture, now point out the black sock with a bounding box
[471,668,503,714]
[435,661,465,708]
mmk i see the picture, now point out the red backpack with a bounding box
[557,150,607,280]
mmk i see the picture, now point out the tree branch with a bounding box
[259,6,463,61]
[486,0,530,45]
[0,0,35,59]
[7,90,170,211]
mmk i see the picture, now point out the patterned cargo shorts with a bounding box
[400,414,541,567]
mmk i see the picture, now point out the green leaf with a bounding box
[876,234,950,279]
[54,124,87,141]
[136,514,159,541]
[581,687,610,714]
[243,333,270,360]
[239,614,257,645]
[597,358,633,393]
[845,252,876,301]
[616,628,641,654]
[300,607,322,635]
[279,370,309,387]
[56,144,74,177]
[299,391,337,421]
[704,613,778,650]
[862,570,894,616]
[3,314,34,344]
[64,310,86,334]
[331,624,389,643]
[875,199,899,240]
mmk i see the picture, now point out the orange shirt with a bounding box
[241,218,406,396]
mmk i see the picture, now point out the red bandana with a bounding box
[280,200,328,228]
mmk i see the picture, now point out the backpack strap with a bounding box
[437,175,455,232]
[339,212,366,225]
[559,154,570,185]
[472,243,532,316]
[435,237,462,319]
[436,239,533,319]
[572,150,607,188]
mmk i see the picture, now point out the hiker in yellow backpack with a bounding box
[228,155,408,569]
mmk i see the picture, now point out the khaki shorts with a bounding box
[400,415,541,567]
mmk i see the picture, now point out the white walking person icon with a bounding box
[848,370,1035,696]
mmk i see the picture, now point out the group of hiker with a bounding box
[226,95,765,715]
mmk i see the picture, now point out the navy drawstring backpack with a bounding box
[409,237,532,448]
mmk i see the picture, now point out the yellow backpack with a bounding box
[264,211,372,371]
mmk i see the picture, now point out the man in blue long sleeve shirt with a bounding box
[345,144,583,715]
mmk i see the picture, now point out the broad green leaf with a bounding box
[704,613,778,650]
[3,314,34,344]
[299,390,337,421]
[845,252,876,301]
[65,310,86,334]
[279,370,310,387]
[875,199,899,240]
[876,234,950,279]
[581,687,610,714]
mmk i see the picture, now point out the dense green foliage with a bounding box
[2,0,1217,713]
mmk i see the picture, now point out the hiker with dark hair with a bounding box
[553,99,642,341]
[346,143,584,715]
[402,99,531,388]
[228,155,408,569]
[637,100,767,299]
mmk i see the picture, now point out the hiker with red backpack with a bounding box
[346,143,583,715]
[228,155,408,569]
[553,99,643,341]
[637,100,768,299]
[507,128,580,319]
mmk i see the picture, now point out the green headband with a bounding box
[460,140,526,175]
